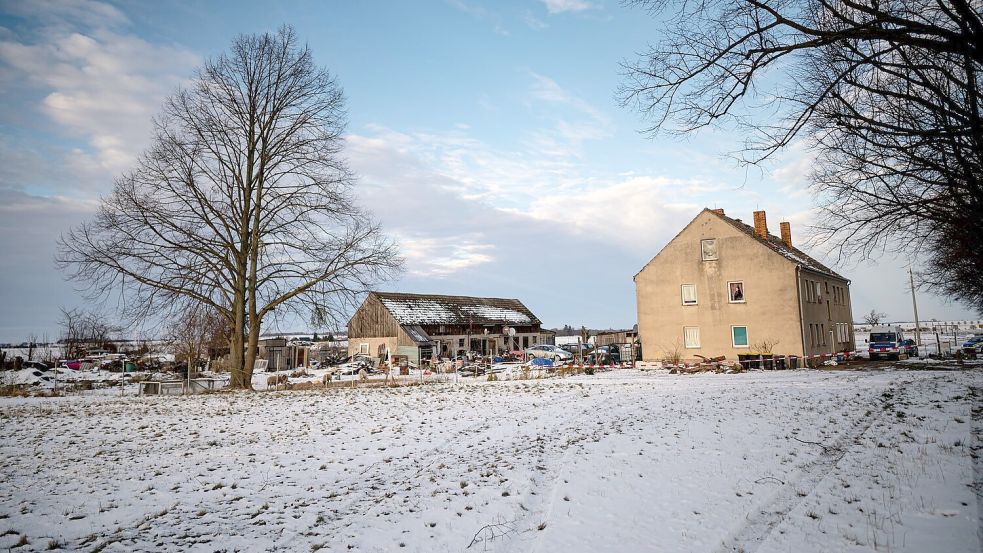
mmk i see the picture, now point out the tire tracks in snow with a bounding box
[715,379,910,553]
[969,385,983,553]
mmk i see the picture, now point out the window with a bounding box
[681,284,698,305]
[683,327,701,348]
[821,324,826,345]
[701,239,718,261]
[359,343,369,355]
[731,326,749,348]
[814,281,822,302]
[532,336,538,344]
[458,338,465,347]
[728,281,745,303]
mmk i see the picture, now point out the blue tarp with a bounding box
[530,357,553,367]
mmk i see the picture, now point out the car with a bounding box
[524,345,573,362]
[21,360,49,371]
[587,345,622,365]
[900,339,918,358]
[557,343,589,354]
[962,336,983,349]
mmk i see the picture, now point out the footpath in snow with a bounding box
[0,368,981,552]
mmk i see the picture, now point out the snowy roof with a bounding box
[373,292,541,326]
[710,210,847,280]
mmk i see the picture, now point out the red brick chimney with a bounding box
[753,210,768,239]
[780,221,792,247]
[710,208,725,216]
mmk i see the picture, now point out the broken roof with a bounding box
[373,292,541,326]
[708,209,847,280]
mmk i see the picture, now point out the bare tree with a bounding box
[168,304,223,378]
[58,307,120,360]
[57,27,401,389]
[863,309,886,326]
[621,0,983,312]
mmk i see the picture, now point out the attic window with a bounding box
[701,239,718,261]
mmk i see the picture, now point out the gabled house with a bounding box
[347,292,546,364]
[635,209,855,362]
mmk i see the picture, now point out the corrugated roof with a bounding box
[373,292,541,326]
[708,209,846,280]
[402,325,432,345]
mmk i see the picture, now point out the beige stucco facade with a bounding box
[635,209,854,363]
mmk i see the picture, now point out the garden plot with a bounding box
[0,369,980,552]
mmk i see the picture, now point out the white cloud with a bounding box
[541,0,594,14]
[399,236,495,277]
[0,3,198,177]
[770,140,816,199]
[1,0,129,31]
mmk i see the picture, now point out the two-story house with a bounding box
[635,208,855,363]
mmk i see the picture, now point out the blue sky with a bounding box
[0,0,978,341]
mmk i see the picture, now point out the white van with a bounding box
[867,325,906,360]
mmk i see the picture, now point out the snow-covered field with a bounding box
[1,368,981,552]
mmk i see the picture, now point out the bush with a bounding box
[584,366,595,375]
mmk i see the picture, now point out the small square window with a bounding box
[359,343,369,355]
[728,281,745,303]
[701,239,718,261]
[732,326,749,348]
[681,284,697,305]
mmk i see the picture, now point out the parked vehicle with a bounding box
[558,343,589,354]
[962,335,983,349]
[587,345,621,365]
[900,339,918,358]
[867,325,908,360]
[524,345,572,362]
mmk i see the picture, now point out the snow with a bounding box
[1,368,981,552]
[379,298,532,325]
[458,305,532,324]
[380,298,457,324]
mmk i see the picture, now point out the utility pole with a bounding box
[909,268,922,347]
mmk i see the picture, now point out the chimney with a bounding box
[710,208,725,216]
[753,210,768,240]
[780,221,792,247]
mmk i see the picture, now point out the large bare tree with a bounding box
[621,0,983,312]
[58,27,400,388]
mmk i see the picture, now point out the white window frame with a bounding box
[681,284,698,305]
[359,343,369,355]
[727,281,746,304]
[701,239,718,261]
[731,325,749,348]
[683,326,701,348]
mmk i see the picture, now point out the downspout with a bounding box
[795,265,808,362]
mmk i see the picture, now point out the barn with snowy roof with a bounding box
[347,292,548,364]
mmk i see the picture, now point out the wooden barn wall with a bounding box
[347,294,399,339]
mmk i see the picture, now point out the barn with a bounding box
[347,292,547,365]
